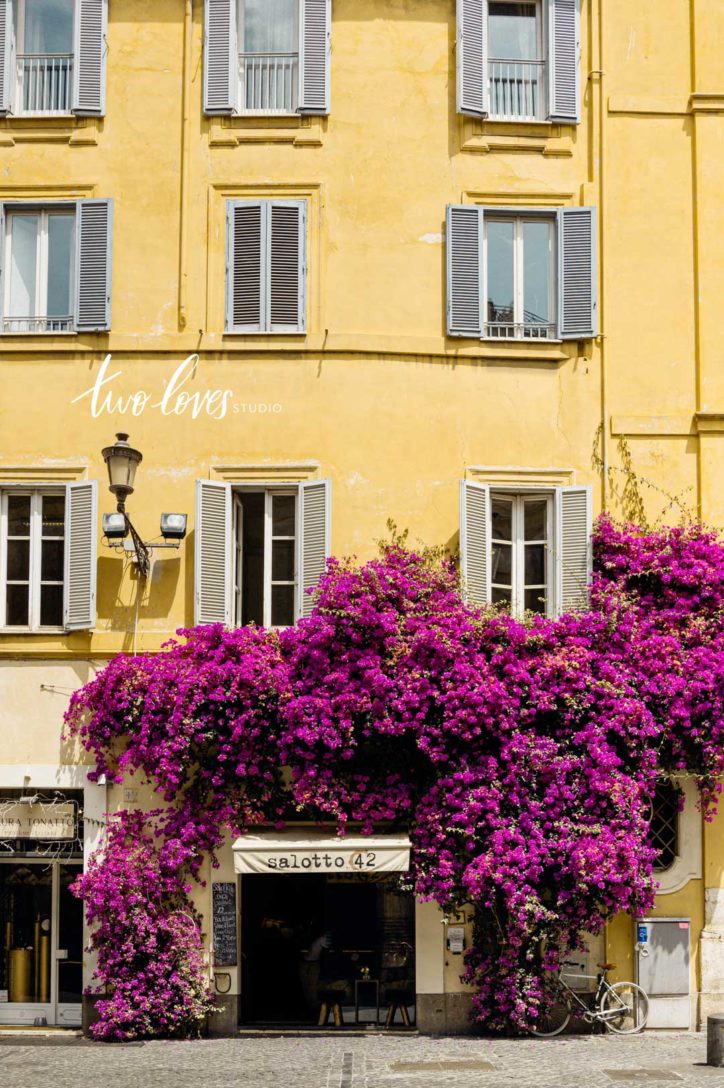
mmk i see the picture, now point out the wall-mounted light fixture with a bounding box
[101,433,187,577]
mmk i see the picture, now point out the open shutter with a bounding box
[75,199,113,331]
[555,485,592,614]
[298,480,330,618]
[64,481,97,631]
[226,201,264,333]
[0,202,5,324]
[299,0,331,115]
[72,0,107,116]
[558,206,596,339]
[269,201,306,333]
[548,0,580,123]
[204,0,237,114]
[0,0,13,115]
[459,480,490,607]
[195,480,232,626]
[447,204,483,338]
[457,0,487,117]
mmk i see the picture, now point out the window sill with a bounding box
[0,114,99,147]
[0,627,66,635]
[1,329,77,337]
[209,113,323,148]
[459,116,573,157]
[224,330,307,338]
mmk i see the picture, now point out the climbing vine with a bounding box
[66,517,724,1039]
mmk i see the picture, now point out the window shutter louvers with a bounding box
[457,0,487,117]
[64,481,98,631]
[299,0,331,115]
[227,202,264,333]
[72,0,107,116]
[558,206,596,339]
[548,0,580,123]
[298,480,330,618]
[204,0,237,114]
[269,201,306,332]
[75,199,113,331]
[556,485,592,614]
[459,480,491,607]
[195,480,233,626]
[0,0,12,115]
[447,204,483,338]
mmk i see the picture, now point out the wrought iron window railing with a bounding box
[17,53,73,114]
[239,52,298,114]
[489,59,545,121]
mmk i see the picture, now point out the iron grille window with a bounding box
[649,780,682,873]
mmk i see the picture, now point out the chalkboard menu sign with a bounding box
[212,882,238,967]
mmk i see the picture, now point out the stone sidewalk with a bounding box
[0,1031,719,1088]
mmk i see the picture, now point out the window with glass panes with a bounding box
[233,489,297,627]
[488,2,545,121]
[485,215,556,340]
[237,0,300,113]
[0,490,65,629]
[14,0,75,114]
[4,207,75,334]
[491,493,551,617]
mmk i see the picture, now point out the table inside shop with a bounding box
[353,977,380,1024]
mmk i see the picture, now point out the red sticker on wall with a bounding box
[678,922,689,929]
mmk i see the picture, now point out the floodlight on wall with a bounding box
[100,434,187,578]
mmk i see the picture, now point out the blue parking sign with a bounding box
[637,924,648,943]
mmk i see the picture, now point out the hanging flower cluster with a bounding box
[66,517,724,1039]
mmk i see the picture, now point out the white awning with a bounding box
[232,830,411,876]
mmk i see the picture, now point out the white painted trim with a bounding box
[654,779,702,896]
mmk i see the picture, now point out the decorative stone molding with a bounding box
[208,115,323,149]
[0,465,88,483]
[466,465,576,487]
[211,462,321,484]
[0,116,100,147]
[460,117,573,157]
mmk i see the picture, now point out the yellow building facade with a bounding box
[0,0,723,1033]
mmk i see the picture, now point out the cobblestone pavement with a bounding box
[0,1031,719,1088]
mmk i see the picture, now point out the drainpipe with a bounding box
[595,0,608,511]
[178,0,193,330]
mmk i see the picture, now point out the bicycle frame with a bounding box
[558,968,633,1024]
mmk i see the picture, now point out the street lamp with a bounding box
[101,433,187,578]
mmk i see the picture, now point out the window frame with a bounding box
[487,0,547,122]
[0,487,66,632]
[236,0,301,117]
[12,0,76,117]
[649,779,682,875]
[232,485,299,628]
[3,203,76,335]
[483,211,557,341]
[490,489,554,619]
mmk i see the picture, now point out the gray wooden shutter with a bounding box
[457,0,487,117]
[447,204,483,338]
[269,201,306,333]
[75,199,113,331]
[0,202,5,323]
[195,480,232,626]
[204,0,237,114]
[298,480,330,618]
[226,201,264,333]
[548,0,580,123]
[64,480,98,631]
[72,0,107,116]
[557,206,596,339]
[555,485,592,614]
[299,0,331,115]
[459,481,491,607]
[0,0,13,115]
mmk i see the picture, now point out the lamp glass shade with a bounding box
[102,433,143,500]
[160,513,187,540]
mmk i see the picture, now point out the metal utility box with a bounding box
[636,918,691,1029]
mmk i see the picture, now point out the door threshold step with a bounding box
[237,1028,419,1038]
[0,1027,82,1037]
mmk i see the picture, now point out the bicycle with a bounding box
[529,960,649,1037]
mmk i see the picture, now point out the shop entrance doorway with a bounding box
[240,873,415,1027]
[0,861,83,1027]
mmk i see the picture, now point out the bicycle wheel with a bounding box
[600,982,649,1034]
[528,991,572,1037]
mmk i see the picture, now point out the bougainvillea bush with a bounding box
[65,517,724,1039]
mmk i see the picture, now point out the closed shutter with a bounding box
[548,0,580,123]
[457,0,487,117]
[227,201,264,333]
[72,0,107,116]
[555,484,592,614]
[0,0,13,115]
[447,204,483,338]
[64,481,98,630]
[299,0,331,115]
[459,480,490,607]
[204,0,237,114]
[298,480,330,618]
[557,206,596,339]
[269,201,306,332]
[195,480,232,626]
[75,199,113,331]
